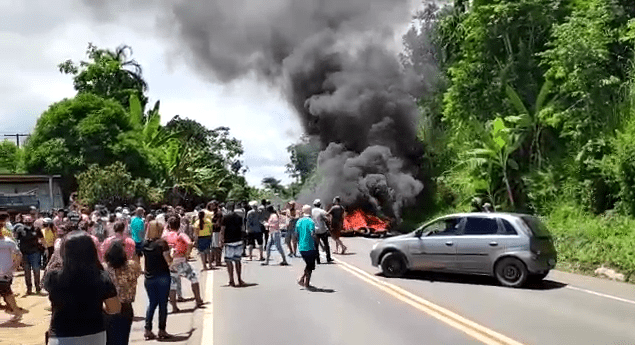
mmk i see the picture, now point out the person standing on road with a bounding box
[15,215,44,295]
[104,241,142,345]
[327,197,347,255]
[245,202,264,261]
[285,202,299,257]
[101,222,136,263]
[221,203,246,287]
[0,212,28,317]
[130,208,145,265]
[296,205,317,288]
[262,206,289,266]
[163,216,204,311]
[193,210,213,270]
[311,200,333,264]
[43,232,121,345]
[210,201,223,267]
[42,218,56,268]
[141,219,173,340]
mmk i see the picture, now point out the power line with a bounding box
[4,134,30,148]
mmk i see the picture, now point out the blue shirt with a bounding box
[295,216,316,252]
[130,216,145,243]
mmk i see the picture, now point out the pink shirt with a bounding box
[100,234,136,262]
[267,214,280,233]
[163,231,191,257]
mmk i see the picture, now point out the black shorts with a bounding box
[0,279,13,297]
[247,232,263,246]
[300,250,318,272]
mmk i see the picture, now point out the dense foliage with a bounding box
[400,0,635,277]
[17,44,251,208]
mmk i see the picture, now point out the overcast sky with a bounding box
[0,0,303,187]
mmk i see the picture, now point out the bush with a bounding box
[547,203,635,278]
[77,162,163,208]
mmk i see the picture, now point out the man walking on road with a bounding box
[327,196,347,255]
[246,202,264,261]
[130,207,146,265]
[221,203,246,287]
[311,199,333,264]
[296,205,317,288]
[15,215,44,295]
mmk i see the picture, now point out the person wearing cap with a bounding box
[296,205,317,288]
[327,196,348,255]
[311,199,333,264]
[245,201,264,261]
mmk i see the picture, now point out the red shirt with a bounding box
[163,230,190,257]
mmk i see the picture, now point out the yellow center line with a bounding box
[334,258,525,345]
[201,270,214,345]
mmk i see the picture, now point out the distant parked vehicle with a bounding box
[369,213,557,287]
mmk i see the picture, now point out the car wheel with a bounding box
[495,257,528,288]
[381,252,407,278]
[528,271,549,283]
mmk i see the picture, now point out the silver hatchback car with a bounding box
[370,213,557,287]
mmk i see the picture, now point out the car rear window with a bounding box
[520,216,551,238]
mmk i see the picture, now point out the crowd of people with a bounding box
[0,196,349,344]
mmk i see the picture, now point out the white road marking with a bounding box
[201,270,214,345]
[565,285,635,306]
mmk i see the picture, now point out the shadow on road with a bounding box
[378,271,567,290]
[305,286,336,293]
[157,328,195,342]
[0,319,30,328]
[334,252,357,256]
[222,283,259,288]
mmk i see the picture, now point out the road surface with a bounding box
[6,237,635,344]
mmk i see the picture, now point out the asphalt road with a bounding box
[130,237,635,345]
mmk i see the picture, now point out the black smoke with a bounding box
[84,0,437,221]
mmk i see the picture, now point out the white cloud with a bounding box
[0,0,302,186]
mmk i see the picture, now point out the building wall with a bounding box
[0,181,64,211]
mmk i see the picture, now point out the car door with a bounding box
[454,216,502,274]
[410,217,464,271]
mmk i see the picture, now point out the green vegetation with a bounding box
[11,44,254,208]
[394,0,635,279]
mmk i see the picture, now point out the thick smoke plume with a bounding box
[86,0,436,221]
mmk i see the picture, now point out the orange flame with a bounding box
[343,210,388,234]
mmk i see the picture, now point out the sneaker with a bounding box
[280,262,289,266]
[261,262,269,266]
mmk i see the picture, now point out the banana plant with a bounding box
[128,94,179,151]
[505,79,557,169]
[467,117,523,208]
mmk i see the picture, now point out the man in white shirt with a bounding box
[0,212,28,317]
[311,199,333,264]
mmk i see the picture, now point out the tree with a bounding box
[0,141,22,174]
[23,93,153,194]
[76,162,161,208]
[262,176,284,194]
[59,43,148,109]
[285,135,319,184]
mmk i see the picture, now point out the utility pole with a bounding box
[4,134,30,148]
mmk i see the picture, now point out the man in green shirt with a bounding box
[295,205,317,288]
